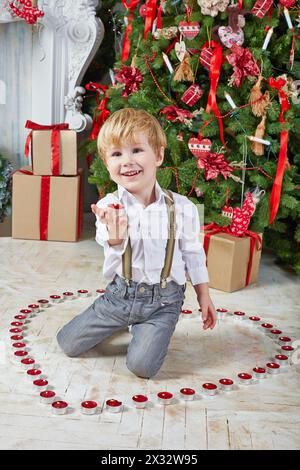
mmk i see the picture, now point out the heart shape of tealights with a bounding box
[9,291,297,416]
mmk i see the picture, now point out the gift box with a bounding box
[181,84,203,107]
[199,229,263,292]
[25,120,77,176]
[12,166,83,242]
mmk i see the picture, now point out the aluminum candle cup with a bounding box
[28,304,40,313]
[21,358,36,370]
[50,295,61,304]
[238,373,253,385]
[179,388,195,401]
[11,322,24,328]
[20,309,33,317]
[14,350,28,362]
[63,292,75,300]
[219,379,234,391]
[157,392,173,405]
[77,290,89,298]
[202,383,218,396]
[181,309,193,319]
[278,336,292,346]
[248,316,261,325]
[12,342,27,351]
[106,399,123,413]
[51,401,68,415]
[280,345,294,357]
[26,369,42,381]
[132,395,149,408]
[14,315,27,321]
[252,367,267,379]
[10,335,24,344]
[40,390,56,404]
[274,354,289,366]
[216,308,229,320]
[37,299,50,308]
[260,323,274,332]
[233,311,246,320]
[96,289,106,295]
[269,329,282,339]
[33,379,48,392]
[266,362,280,375]
[10,328,23,334]
[81,401,98,415]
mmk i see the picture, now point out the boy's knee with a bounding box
[56,329,80,358]
[126,356,159,379]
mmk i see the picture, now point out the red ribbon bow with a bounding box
[268,77,290,224]
[24,120,69,176]
[85,83,110,141]
[202,223,262,287]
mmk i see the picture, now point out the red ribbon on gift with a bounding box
[268,77,290,224]
[201,41,225,146]
[121,0,139,62]
[17,168,82,241]
[85,83,110,141]
[202,222,262,287]
[24,120,69,176]
[144,0,157,39]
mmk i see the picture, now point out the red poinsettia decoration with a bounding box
[226,44,260,87]
[196,152,234,181]
[160,105,193,123]
[279,0,295,7]
[114,66,143,97]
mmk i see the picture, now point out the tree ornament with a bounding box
[160,105,194,123]
[139,3,147,17]
[217,5,246,49]
[188,137,212,158]
[251,0,272,19]
[250,75,271,117]
[227,45,260,87]
[196,151,234,181]
[251,115,267,156]
[153,26,178,39]
[114,66,143,97]
[181,84,204,106]
[175,41,187,62]
[173,51,194,82]
[195,187,204,197]
[199,47,213,70]
[279,0,296,7]
[178,21,200,40]
[197,0,229,17]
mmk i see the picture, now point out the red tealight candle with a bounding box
[219,378,234,390]
[252,367,267,379]
[14,350,28,360]
[77,289,89,297]
[248,316,261,324]
[10,335,24,342]
[11,321,24,327]
[132,394,149,408]
[180,388,195,401]
[26,368,42,381]
[181,309,193,319]
[238,373,252,384]
[10,328,23,334]
[278,336,291,345]
[274,354,289,366]
[28,304,40,313]
[20,309,32,315]
[51,401,68,415]
[50,295,61,303]
[96,289,106,295]
[81,401,98,415]
[14,315,27,321]
[157,391,173,404]
[12,342,27,349]
[106,399,123,413]
[217,308,228,313]
[21,358,35,370]
[269,329,282,337]
[266,362,280,374]
[216,308,228,320]
[202,383,218,395]
[33,379,48,392]
[37,299,49,308]
[63,292,74,299]
[261,323,273,330]
[40,390,56,404]
[233,311,246,320]
[280,345,294,356]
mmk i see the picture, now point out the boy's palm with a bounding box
[91,203,128,240]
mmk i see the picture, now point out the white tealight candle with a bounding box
[224,92,237,109]
[162,52,174,74]
[262,27,274,51]
[283,7,293,30]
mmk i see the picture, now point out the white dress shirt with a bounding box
[95,180,209,286]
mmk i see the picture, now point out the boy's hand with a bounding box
[91,203,128,241]
[198,292,217,330]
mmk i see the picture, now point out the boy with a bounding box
[57,108,216,379]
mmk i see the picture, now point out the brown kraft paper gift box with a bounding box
[31,129,77,176]
[199,230,263,292]
[12,166,83,242]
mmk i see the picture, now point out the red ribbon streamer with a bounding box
[156,0,164,29]
[17,168,83,241]
[201,41,225,145]
[121,0,139,62]
[144,0,157,40]
[86,83,110,141]
[268,77,290,224]
[24,120,69,175]
[202,223,262,287]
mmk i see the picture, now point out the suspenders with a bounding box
[112,189,176,288]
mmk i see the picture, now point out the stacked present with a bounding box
[12,121,82,242]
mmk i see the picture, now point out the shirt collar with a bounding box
[117,180,172,206]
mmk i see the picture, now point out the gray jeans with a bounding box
[56,274,186,379]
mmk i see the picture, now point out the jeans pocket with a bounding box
[160,290,184,306]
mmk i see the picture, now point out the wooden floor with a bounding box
[1,213,300,450]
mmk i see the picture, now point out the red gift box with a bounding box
[181,84,204,107]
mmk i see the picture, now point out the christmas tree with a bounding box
[82,0,300,276]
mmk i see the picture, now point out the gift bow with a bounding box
[24,120,69,176]
[202,223,262,287]
[85,83,110,141]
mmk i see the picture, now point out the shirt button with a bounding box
[139,287,145,293]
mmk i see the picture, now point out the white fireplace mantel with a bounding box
[0,0,104,132]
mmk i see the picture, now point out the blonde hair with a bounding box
[97,108,167,162]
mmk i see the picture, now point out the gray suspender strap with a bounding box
[112,189,176,288]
